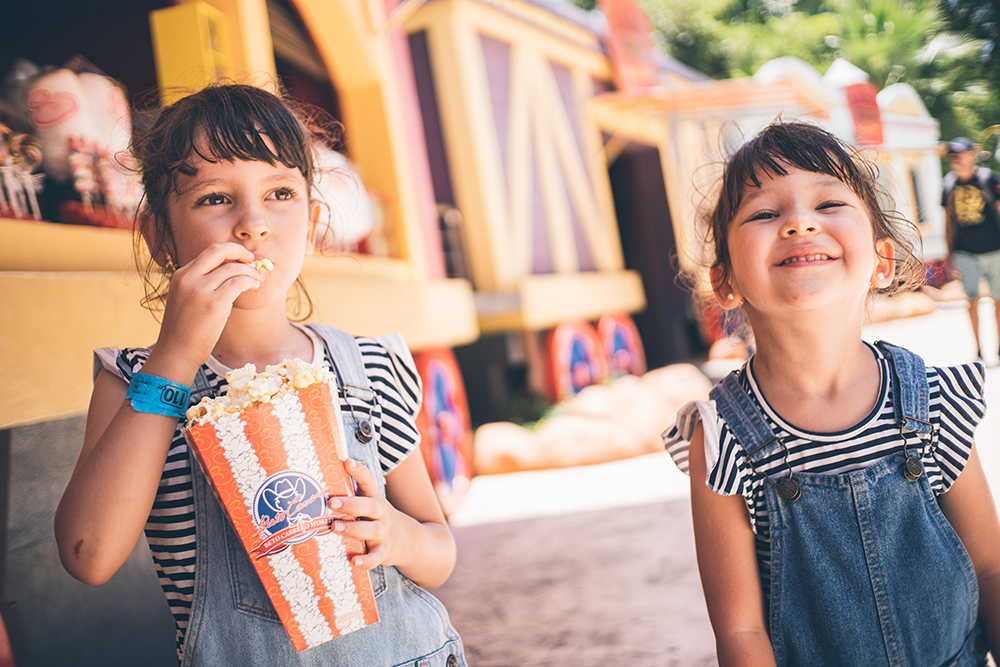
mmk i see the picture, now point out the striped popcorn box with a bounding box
[184,359,379,652]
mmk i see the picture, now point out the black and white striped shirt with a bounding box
[663,346,985,600]
[94,327,423,663]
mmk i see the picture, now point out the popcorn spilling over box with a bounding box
[184,359,379,651]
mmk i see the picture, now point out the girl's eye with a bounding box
[818,200,846,210]
[746,210,777,222]
[269,187,297,201]
[198,193,230,206]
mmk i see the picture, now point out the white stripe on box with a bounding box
[315,535,365,633]
[271,392,325,483]
[214,413,268,510]
[269,549,335,647]
[271,389,364,634]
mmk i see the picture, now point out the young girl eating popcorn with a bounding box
[55,84,465,667]
[664,121,1000,666]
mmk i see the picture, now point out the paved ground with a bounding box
[434,299,1000,665]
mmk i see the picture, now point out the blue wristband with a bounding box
[126,372,191,419]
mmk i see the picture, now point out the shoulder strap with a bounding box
[977,167,997,207]
[190,369,213,404]
[874,341,931,435]
[306,324,373,396]
[943,171,957,199]
[709,370,784,464]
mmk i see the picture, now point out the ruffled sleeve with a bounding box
[93,347,151,384]
[663,400,722,475]
[663,399,760,532]
[357,335,423,473]
[928,362,986,493]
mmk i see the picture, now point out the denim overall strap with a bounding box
[710,370,787,468]
[711,369,802,502]
[875,341,933,437]
[307,324,386,495]
[179,331,466,667]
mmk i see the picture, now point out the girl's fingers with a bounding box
[344,458,380,498]
[173,256,262,304]
[349,543,387,571]
[331,515,385,542]
[213,274,262,303]
[198,257,262,292]
[327,494,381,521]
[184,242,256,275]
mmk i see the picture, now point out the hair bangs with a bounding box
[173,94,311,184]
[726,127,857,212]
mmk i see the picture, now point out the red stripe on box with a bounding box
[292,539,342,638]
[184,424,254,541]
[246,402,289,473]
[297,384,352,496]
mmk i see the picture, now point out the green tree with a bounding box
[637,0,997,139]
[827,0,940,88]
[938,0,1000,142]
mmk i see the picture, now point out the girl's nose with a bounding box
[234,204,269,240]
[780,213,819,237]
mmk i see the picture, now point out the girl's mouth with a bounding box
[779,254,831,266]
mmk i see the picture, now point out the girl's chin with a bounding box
[232,284,290,311]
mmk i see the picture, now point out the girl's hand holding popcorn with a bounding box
[329,459,413,571]
[327,456,456,589]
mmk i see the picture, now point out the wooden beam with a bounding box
[530,70,577,274]
[506,44,534,281]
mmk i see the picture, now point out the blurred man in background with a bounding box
[943,137,1000,360]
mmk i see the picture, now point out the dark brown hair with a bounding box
[704,120,923,299]
[131,83,342,319]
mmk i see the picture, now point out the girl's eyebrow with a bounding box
[185,172,302,192]
[740,176,849,207]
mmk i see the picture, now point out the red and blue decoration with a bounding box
[413,349,474,517]
[546,320,608,402]
[598,313,646,377]
[250,470,331,559]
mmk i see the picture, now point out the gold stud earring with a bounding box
[164,254,178,272]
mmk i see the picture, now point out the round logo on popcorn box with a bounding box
[251,470,332,559]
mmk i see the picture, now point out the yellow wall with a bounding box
[292,0,433,280]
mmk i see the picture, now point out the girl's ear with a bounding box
[871,238,896,289]
[138,209,168,268]
[306,200,322,255]
[710,264,743,309]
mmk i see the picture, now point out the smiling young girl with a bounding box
[54,84,465,666]
[664,121,1000,666]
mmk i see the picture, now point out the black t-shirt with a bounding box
[943,167,1000,254]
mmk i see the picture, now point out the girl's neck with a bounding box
[211,303,313,371]
[747,308,880,433]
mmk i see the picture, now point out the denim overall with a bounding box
[710,342,988,667]
[181,325,466,666]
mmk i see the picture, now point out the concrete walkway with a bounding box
[435,299,1000,665]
